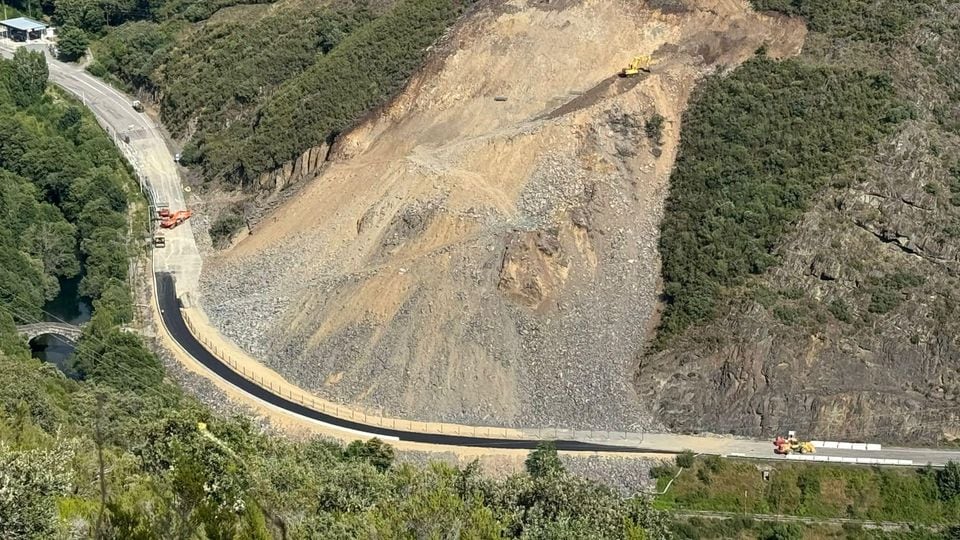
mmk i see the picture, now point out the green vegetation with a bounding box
[73,0,471,185]
[0,50,135,320]
[654,456,960,525]
[55,25,90,61]
[200,0,463,182]
[672,515,944,540]
[749,0,927,42]
[0,339,675,538]
[655,55,904,344]
[646,113,665,145]
[209,208,246,248]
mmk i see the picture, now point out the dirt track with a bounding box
[200,0,806,430]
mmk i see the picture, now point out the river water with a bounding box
[30,275,91,377]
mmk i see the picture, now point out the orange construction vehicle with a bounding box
[773,431,815,455]
[160,210,192,229]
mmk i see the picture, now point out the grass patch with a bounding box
[656,457,960,525]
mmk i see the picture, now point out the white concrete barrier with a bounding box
[866,443,882,451]
[851,443,867,451]
[837,442,854,450]
[822,441,839,449]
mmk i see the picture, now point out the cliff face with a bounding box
[636,5,960,443]
[255,143,330,194]
[199,0,805,429]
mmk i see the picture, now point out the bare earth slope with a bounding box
[200,0,805,429]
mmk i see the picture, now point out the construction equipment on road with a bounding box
[153,233,166,248]
[160,210,192,229]
[620,55,653,77]
[132,100,144,112]
[157,206,171,219]
[773,431,815,455]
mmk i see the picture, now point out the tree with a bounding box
[73,312,163,391]
[57,106,83,131]
[525,441,564,478]
[937,461,960,501]
[23,219,80,279]
[10,48,48,107]
[56,26,89,62]
[92,278,134,324]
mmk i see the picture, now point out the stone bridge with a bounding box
[16,322,84,343]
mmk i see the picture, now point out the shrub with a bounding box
[758,523,802,540]
[645,113,665,145]
[525,441,564,478]
[828,298,852,323]
[650,463,678,479]
[937,461,960,501]
[675,450,695,469]
[209,211,245,248]
[703,454,723,473]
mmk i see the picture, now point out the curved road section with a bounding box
[156,272,658,452]
[7,39,960,464]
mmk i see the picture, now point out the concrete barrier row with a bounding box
[811,441,882,451]
[785,454,910,466]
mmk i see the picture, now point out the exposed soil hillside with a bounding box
[200,0,805,429]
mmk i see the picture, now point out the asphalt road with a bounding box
[8,38,960,465]
[156,271,666,452]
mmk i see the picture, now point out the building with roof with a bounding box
[1,17,48,42]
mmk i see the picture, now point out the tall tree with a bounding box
[56,26,89,62]
[11,49,48,107]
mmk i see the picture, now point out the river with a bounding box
[30,274,91,377]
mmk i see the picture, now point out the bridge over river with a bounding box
[16,322,84,343]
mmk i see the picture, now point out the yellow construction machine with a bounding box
[774,431,816,455]
[620,55,653,77]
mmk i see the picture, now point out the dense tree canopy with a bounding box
[0,53,134,323]
[655,54,905,344]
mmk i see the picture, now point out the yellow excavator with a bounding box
[620,55,653,77]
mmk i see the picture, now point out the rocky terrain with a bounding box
[636,3,960,443]
[200,0,805,430]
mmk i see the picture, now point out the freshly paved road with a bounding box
[8,38,960,464]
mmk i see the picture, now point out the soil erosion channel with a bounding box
[200,0,806,430]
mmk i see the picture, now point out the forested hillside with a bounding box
[15,0,464,186]
[0,48,135,321]
[1,327,671,537]
[640,0,960,442]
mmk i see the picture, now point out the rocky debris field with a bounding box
[200,0,806,431]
